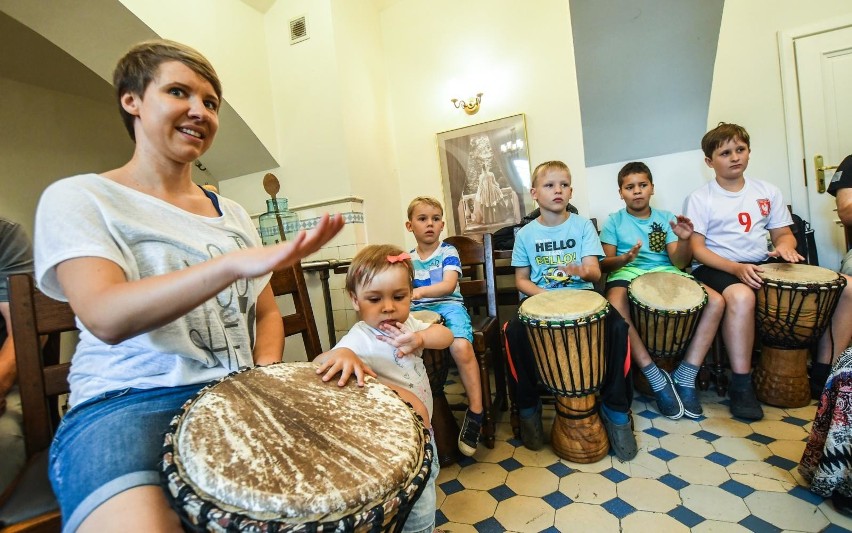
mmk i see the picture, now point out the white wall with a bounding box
[118,0,279,160]
[379,0,587,251]
[708,0,852,200]
[0,76,132,235]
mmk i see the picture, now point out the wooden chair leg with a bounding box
[477,347,495,449]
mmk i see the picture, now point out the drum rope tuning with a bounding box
[756,280,846,348]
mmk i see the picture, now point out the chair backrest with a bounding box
[8,274,76,459]
[269,264,323,360]
[443,233,498,319]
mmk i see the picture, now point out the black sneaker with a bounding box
[832,492,852,518]
[600,408,638,461]
[519,410,544,451]
[810,375,827,400]
[458,410,481,457]
[728,385,764,420]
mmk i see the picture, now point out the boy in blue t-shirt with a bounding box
[406,197,483,457]
[506,161,636,460]
[600,162,724,420]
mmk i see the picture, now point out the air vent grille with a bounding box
[290,16,308,45]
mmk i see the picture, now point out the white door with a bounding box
[794,26,852,270]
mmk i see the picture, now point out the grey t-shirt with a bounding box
[35,174,270,406]
[0,217,34,303]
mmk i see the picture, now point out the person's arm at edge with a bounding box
[0,302,16,402]
[768,226,804,263]
[837,188,852,226]
[252,283,284,365]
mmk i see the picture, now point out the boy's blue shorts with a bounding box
[49,382,209,532]
[411,301,473,344]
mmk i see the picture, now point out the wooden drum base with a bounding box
[633,356,680,396]
[753,346,811,408]
[551,395,609,463]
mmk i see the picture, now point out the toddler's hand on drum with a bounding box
[670,216,694,240]
[732,263,764,289]
[316,348,377,387]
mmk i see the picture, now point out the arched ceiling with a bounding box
[0,0,277,180]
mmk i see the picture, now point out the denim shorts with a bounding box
[412,301,473,344]
[402,437,439,533]
[49,382,209,532]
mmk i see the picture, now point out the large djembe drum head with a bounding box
[518,290,609,396]
[161,363,432,532]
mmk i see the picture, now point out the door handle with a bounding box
[814,154,838,194]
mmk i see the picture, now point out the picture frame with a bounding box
[436,114,534,236]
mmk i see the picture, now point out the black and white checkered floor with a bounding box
[437,370,851,532]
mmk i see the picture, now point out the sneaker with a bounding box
[458,410,481,457]
[728,385,764,420]
[832,492,852,518]
[600,407,637,461]
[673,381,703,419]
[519,410,544,451]
[654,369,685,420]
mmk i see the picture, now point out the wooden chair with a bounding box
[0,274,76,532]
[269,263,324,360]
[444,233,504,448]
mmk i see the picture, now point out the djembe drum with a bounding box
[161,362,433,532]
[518,290,610,463]
[628,272,708,395]
[753,263,846,408]
[411,309,460,466]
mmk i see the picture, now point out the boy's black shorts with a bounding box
[692,261,773,294]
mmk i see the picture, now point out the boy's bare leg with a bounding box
[682,285,725,367]
[720,284,756,374]
[78,486,183,533]
[719,283,763,420]
[816,273,852,365]
[450,339,482,414]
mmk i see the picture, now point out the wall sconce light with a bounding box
[451,93,483,115]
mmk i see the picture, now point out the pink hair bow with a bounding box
[387,252,411,263]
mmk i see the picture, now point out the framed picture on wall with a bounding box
[436,114,534,237]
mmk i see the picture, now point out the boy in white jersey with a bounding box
[684,122,852,419]
[601,162,724,420]
[406,197,483,457]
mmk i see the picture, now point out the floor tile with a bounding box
[505,466,559,497]
[621,510,690,532]
[818,500,852,531]
[667,456,731,486]
[766,439,805,464]
[471,440,515,463]
[680,485,750,522]
[610,449,670,480]
[456,462,508,491]
[617,477,681,512]
[652,416,704,435]
[512,445,560,468]
[493,495,555,532]
[440,490,498,524]
[784,404,817,420]
[553,502,620,532]
[712,436,773,461]
[699,416,754,438]
[749,420,809,441]
[667,504,706,528]
[559,471,617,504]
[560,455,613,473]
[436,522,478,532]
[744,491,829,532]
[659,433,716,457]
[727,460,796,492]
[691,519,752,532]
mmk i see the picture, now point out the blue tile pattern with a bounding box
[668,505,705,528]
